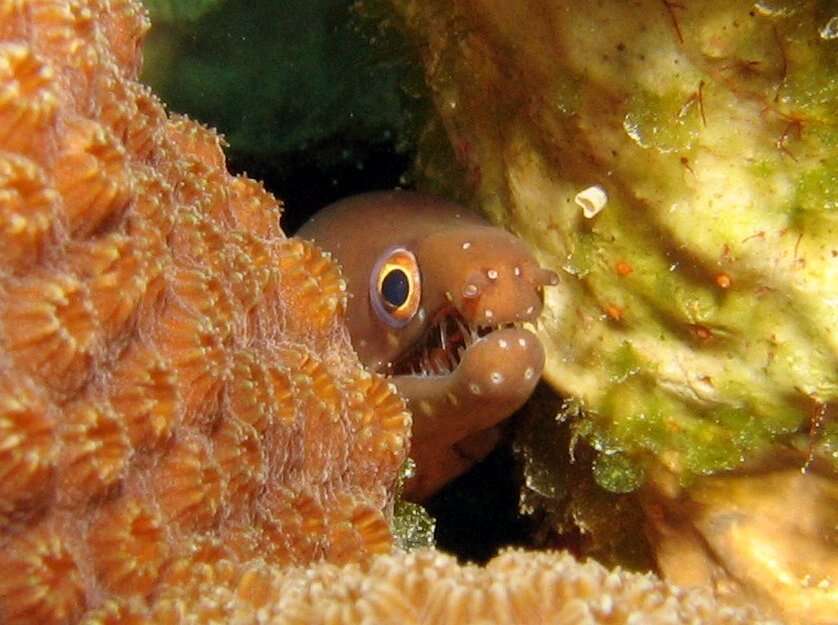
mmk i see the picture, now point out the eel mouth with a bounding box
[391,306,520,377]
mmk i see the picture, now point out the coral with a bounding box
[0,520,87,625]
[0,375,55,527]
[0,1,779,624]
[247,550,774,625]
[57,397,131,505]
[646,467,838,625]
[87,496,171,596]
[0,0,407,619]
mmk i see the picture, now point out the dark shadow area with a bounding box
[229,140,412,234]
[424,440,537,564]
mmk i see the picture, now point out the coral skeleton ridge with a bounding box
[0,1,777,624]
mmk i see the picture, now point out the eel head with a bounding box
[299,191,557,498]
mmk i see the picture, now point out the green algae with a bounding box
[514,387,655,570]
[391,459,436,550]
[391,500,436,551]
[592,452,645,494]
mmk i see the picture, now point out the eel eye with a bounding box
[370,246,421,328]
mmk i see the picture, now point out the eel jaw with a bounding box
[392,310,545,501]
[391,305,523,378]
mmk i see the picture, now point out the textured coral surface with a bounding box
[0,1,778,624]
[0,0,408,619]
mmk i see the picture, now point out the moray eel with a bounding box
[299,191,557,500]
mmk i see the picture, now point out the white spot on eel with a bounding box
[514,266,521,277]
[487,269,498,280]
[518,337,527,347]
[462,284,480,298]
[524,367,535,380]
[485,309,494,320]
[490,371,504,385]
[498,338,508,349]
[462,241,472,250]
[469,383,482,395]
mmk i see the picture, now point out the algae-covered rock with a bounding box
[646,466,838,625]
[389,1,837,621]
[391,0,837,485]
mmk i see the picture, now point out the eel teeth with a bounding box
[392,308,528,378]
[455,317,477,347]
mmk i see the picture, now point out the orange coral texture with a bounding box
[0,2,775,624]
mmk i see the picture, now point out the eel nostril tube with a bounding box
[530,267,559,286]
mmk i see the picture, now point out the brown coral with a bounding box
[0,1,779,624]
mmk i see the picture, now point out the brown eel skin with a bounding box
[299,191,558,500]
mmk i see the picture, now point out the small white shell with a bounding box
[575,184,608,218]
